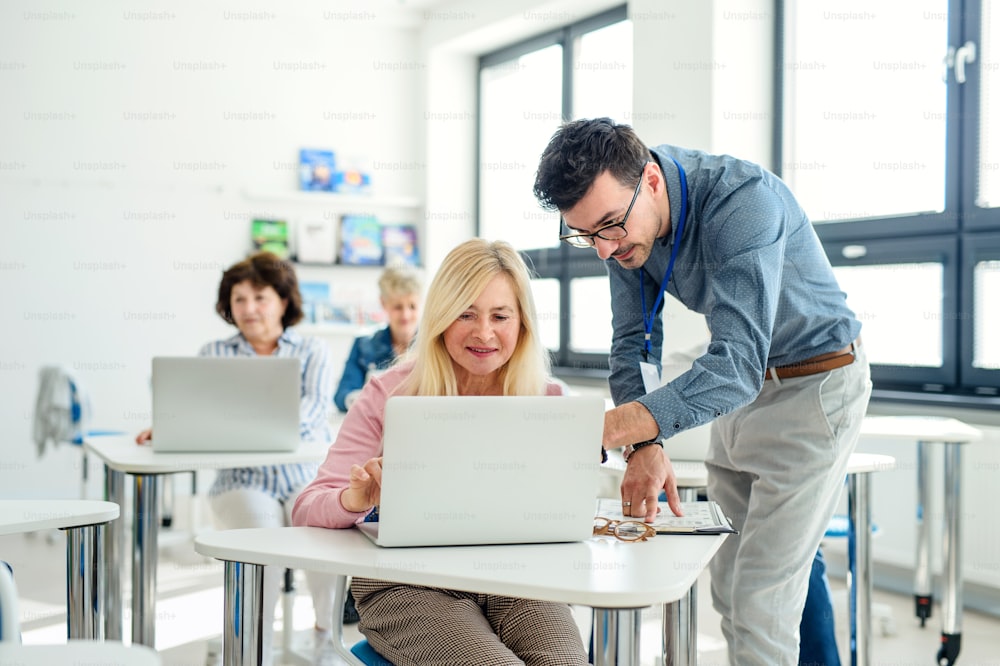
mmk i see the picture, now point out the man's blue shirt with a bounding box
[608,145,861,438]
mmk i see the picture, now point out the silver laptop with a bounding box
[151,357,301,453]
[358,395,605,547]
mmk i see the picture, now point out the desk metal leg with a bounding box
[103,467,125,641]
[662,596,696,665]
[914,440,933,626]
[64,522,106,640]
[592,608,641,666]
[132,473,160,646]
[661,486,701,666]
[938,443,963,665]
[223,561,265,666]
[847,472,872,666]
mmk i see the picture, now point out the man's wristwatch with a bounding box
[623,438,663,463]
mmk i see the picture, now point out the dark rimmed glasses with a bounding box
[558,162,648,248]
[593,516,656,542]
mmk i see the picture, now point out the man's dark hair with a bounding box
[533,117,651,212]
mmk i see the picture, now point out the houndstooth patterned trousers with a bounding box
[352,577,591,665]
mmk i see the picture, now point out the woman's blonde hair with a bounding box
[378,266,422,301]
[398,238,550,397]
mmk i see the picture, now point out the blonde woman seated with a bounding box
[292,239,590,666]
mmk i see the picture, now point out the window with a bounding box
[961,232,1000,393]
[780,0,1000,404]
[783,1,950,225]
[478,7,630,372]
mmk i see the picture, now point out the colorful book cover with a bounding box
[381,224,419,267]
[298,148,337,191]
[251,219,289,259]
[298,281,331,324]
[295,218,337,265]
[338,215,383,266]
[333,168,372,194]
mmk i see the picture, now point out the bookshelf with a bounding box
[241,188,421,211]
[295,323,378,337]
[242,187,423,267]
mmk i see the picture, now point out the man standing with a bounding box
[533,118,871,665]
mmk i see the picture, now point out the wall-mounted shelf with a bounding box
[295,323,379,337]
[242,188,421,209]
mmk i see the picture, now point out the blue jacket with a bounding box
[334,326,396,412]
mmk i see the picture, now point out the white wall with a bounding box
[4,0,998,601]
[0,0,424,498]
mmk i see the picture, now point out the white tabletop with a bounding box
[83,435,331,474]
[195,525,726,609]
[607,452,895,493]
[604,455,710,488]
[860,415,983,443]
[672,460,709,488]
[0,500,119,536]
[0,641,160,665]
[846,452,896,474]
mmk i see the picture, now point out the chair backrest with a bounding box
[0,562,21,643]
[330,576,394,666]
[32,366,91,456]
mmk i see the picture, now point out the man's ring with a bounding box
[622,501,632,507]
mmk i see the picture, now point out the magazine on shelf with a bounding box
[338,214,383,266]
[594,499,737,535]
[295,218,337,265]
[250,219,290,259]
[381,224,419,267]
[299,148,337,191]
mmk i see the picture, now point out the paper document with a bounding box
[595,498,738,535]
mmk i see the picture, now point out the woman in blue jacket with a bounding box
[334,266,422,412]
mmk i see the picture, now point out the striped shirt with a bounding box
[203,328,334,501]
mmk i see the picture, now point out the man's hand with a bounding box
[620,445,683,521]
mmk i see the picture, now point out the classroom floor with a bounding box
[4,528,1000,665]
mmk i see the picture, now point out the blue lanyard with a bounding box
[638,157,688,360]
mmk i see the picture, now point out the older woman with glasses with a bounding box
[292,239,590,666]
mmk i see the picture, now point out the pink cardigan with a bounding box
[291,361,565,529]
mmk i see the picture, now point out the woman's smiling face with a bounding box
[442,274,521,387]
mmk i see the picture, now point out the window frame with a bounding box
[477,6,628,374]
[777,0,1000,408]
[823,236,960,390]
[961,1,1000,230]
[960,232,1000,392]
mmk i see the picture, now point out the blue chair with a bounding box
[330,575,394,666]
[0,562,20,643]
[32,366,124,499]
[350,639,394,666]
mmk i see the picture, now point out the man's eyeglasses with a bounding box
[559,162,648,249]
[593,516,656,542]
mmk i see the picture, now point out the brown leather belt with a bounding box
[765,338,861,381]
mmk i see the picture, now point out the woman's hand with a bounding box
[135,429,152,446]
[340,456,383,513]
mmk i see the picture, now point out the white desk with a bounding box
[602,458,709,496]
[841,452,896,666]
[0,641,160,665]
[859,415,983,666]
[195,525,726,666]
[600,457,710,664]
[649,453,896,666]
[0,499,119,640]
[83,435,331,647]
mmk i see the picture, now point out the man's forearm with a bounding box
[603,400,660,449]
